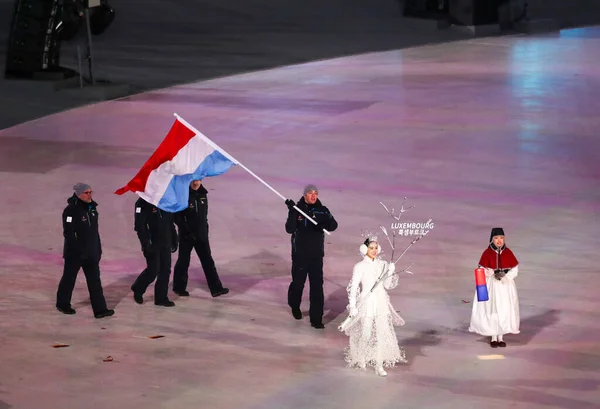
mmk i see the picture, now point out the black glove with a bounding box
[315,212,330,224]
[285,199,295,210]
[171,243,178,253]
[314,222,328,231]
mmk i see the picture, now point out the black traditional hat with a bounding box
[489,227,505,243]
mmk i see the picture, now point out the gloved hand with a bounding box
[349,306,358,317]
[171,243,178,253]
[387,262,396,273]
[314,211,331,224]
[494,270,506,280]
[285,199,295,210]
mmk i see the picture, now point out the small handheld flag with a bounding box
[474,267,489,302]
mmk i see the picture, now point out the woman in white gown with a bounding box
[342,237,407,376]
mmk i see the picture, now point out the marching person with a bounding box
[56,183,114,318]
[285,184,338,329]
[342,237,407,377]
[130,197,178,307]
[173,179,229,298]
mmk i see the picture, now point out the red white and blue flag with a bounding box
[115,115,237,212]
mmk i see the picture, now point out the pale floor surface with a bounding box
[0,27,599,409]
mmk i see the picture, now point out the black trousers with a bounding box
[132,247,172,303]
[173,237,223,294]
[287,257,324,324]
[56,257,108,314]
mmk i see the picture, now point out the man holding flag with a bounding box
[285,185,338,329]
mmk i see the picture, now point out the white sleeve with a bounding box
[347,264,362,310]
[383,262,398,290]
[480,266,495,279]
[505,265,519,280]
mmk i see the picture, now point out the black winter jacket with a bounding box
[285,197,338,259]
[62,194,102,262]
[174,186,210,242]
[134,198,177,252]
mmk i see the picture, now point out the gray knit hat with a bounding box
[303,184,318,195]
[73,183,91,195]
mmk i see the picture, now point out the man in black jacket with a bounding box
[285,184,338,328]
[131,197,178,307]
[173,180,228,297]
[56,183,114,318]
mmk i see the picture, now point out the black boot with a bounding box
[94,309,115,319]
[211,288,229,297]
[56,305,76,315]
[131,285,144,304]
[155,299,175,307]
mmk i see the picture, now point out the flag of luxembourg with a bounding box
[114,115,237,212]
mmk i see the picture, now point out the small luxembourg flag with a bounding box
[114,114,237,212]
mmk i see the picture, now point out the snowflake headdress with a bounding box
[359,230,381,257]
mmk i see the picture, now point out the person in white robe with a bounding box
[342,237,407,376]
[469,227,520,347]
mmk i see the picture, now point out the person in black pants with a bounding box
[285,184,338,328]
[173,180,229,297]
[131,197,178,307]
[56,183,114,318]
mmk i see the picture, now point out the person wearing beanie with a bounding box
[284,184,338,329]
[131,197,179,307]
[56,183,114,318]
[341,237,407,377]
[173,179,229,298]
[469,227,520,347]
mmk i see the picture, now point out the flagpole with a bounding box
[174,113,331,235]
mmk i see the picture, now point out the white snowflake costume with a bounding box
[342,242,407,374]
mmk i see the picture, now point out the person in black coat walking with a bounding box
[285,184,338,328]
[131,197,178,307]
[173,180,229,297]
[56,183,114,318]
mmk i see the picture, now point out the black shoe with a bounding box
[56,305,76,315]
[498,341,507,347]
[211,288,229,298]
[311,322,325,329]
[173,289,190,297]
[133,292,143,304]
[155,300,175,307]
[490,341,499,348]
[131,285,144,304]
[94,309,115,319]
[291,307,302,320]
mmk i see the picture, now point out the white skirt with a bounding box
[469,276,520,336]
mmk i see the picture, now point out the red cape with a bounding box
[478,247,518,270]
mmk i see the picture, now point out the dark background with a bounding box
[0,0,598,130]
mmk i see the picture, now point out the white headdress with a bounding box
[359,232,381,257]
